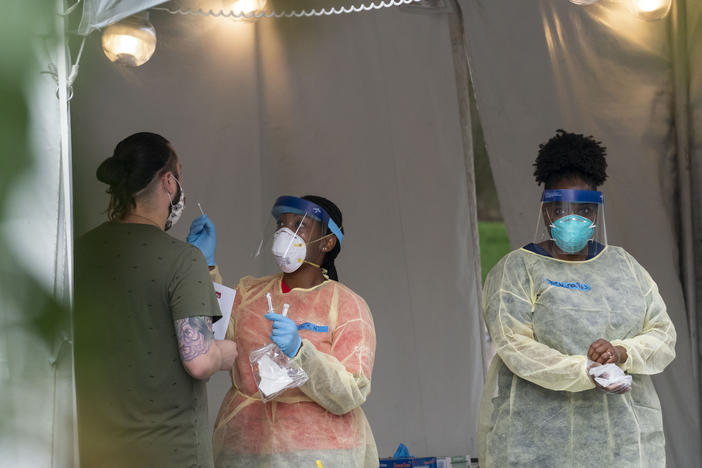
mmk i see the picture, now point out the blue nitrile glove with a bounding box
[264,313,302,358]
[186,214,216,266]
[393,443,410,458]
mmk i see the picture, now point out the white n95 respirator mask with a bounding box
[271,228,307,273]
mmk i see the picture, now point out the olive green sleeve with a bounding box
[168,245,221,321]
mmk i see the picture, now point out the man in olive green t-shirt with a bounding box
[74,133,236,468]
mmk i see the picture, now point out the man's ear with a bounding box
[161,171,176,193]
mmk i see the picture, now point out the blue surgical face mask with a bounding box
[550,214,595,254]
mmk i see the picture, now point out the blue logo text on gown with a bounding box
[547,279,591,291]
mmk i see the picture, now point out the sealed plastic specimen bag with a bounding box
[249,295,308,401]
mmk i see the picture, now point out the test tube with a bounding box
[266,292,274,314]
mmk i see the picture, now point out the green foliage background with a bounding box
[478,221,510,283]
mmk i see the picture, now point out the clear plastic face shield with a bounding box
[254,196,344,273]
[534,189,607,257]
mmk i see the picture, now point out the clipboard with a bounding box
[212,282,236,340]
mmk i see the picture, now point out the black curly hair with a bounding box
[301,195,343,282]
[533,129,608,189]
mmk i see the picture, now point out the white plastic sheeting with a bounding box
[78,0,168,34]
[459,0,702,465]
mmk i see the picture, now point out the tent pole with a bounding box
[671,0,699,380]
[55,0,78,466]
[447,0,488,377]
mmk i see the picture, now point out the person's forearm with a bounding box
[192,340,236,379]
[214,340,233,371]
[293,340,372,415]
[208,265,222,283]
[189,340,221,380]
[492,326,595,392]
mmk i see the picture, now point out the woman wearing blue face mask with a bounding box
[477,130,676,467]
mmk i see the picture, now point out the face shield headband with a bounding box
[542,189,603,205]
[271,196,344,246]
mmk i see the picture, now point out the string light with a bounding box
[568,0,599,5]
[101,12,157,67]
[152,0,423,19]
[629,0,671,20]
[229,0,267,16]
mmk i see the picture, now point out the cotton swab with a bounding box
[282,304,290,317]
[197,202,205,215]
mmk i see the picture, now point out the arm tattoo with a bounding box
[175,316,214,362]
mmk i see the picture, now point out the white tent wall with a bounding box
[0,2,76,467]
[70,5,484,459]
[255,8,485,457]
[459,0,701,465]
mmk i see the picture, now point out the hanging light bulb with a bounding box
[102,12,157,67]
[629,0,672,20]
[228,0,267,17]
[568,0,599,5]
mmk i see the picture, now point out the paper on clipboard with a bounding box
[212,282,236,340]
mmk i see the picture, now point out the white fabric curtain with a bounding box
[70,4,485,459]
[459,0,701,465]
[0,1,76,467]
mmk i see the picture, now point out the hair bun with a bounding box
[96,156,128,186]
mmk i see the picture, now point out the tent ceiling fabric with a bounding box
[78,0,168,35]
[70,5,484,459]
[459,0,702,465]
